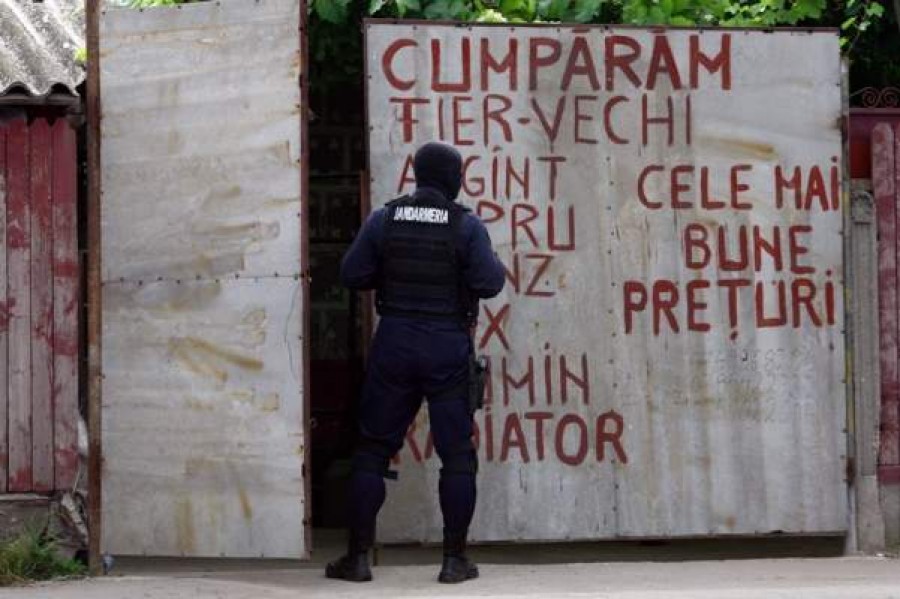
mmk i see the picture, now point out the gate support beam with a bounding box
[849,189,887,553]
[85,0,104,577]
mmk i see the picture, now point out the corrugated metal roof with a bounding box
[0,0,85,98]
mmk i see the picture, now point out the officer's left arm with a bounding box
[340,209,385,290]
[462,216,506,299]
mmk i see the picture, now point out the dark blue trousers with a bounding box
[348,316,476,547]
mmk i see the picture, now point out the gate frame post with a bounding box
[848,188,887,553]
[84,0,104,577]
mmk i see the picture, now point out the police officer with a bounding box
[326,142,505,584]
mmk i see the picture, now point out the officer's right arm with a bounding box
[463,217,506,299]
[339,209,385,290]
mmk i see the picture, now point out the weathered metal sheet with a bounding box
[102,278,304,557]
[100,0,306,558]
[100,0,303,283]
[0,0,84,97]
[366,24,847,542]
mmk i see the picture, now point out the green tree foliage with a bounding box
[307,0,893,94]
[112,0,898,98]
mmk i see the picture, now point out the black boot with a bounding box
[326,530,373,582]
[438,529,479,584]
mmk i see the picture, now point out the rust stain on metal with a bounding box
[700,136,778,161]
[148,283,222,312]
[174,498,196,555]
[259,393,281,412]
[185,397,216,412]
[238,486,253,520]
[170,336,263,383]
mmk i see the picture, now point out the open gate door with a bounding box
[99,0,308,558]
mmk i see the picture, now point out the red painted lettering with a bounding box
[717,225,748,271]
[624,281,647,334]
[390,97,430,143]
[397,154,416,194]
[791,278,822,327]
[464,156,485,196]
[604,96,629,144]
[531,97,566,144]
[452,96,475,146]
[547,204,575,251]
[687,280,711,332]
[574,96,599,144]
[647,35,683,90]
[524,411,553,461]
[483,95,513,146]
[555,414,589,466]
[684,224,710,269]
[480,37,518,91]
[503,355,536,406]
[641,94,674,146]
[718,278,751,329]
[756,281,787,327]
[597,410,628,463]
[501,413,530,462]
[529,38,562,90]
[653,280,679,334]
[538,155,567,201]
[525,253,555,298]
[560,353,589,405]
[803,166,829,211]
[775,166,802,209]
[730,164,752,210]
[561,37,600,91]
[788,225,815,274]
[671,165,693,209]
[638,165,664,209]
[432,38,471,92]
[605,36,641,91]
[512,203,540,249]
[382,39,417,91]
[480,303,511,351]
[753,225,783,272]
[690,33,731,90]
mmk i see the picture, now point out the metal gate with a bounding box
[99,0,308,558]
[367,23,848,544]
[0,116,79,494]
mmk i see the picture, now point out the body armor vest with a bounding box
[376,195,474,324]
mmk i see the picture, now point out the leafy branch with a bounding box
[104,0,897,96]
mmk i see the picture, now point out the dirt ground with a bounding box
[4,556,900,599]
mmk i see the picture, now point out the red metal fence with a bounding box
[0,117,79,493]
[874,121,900,485]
